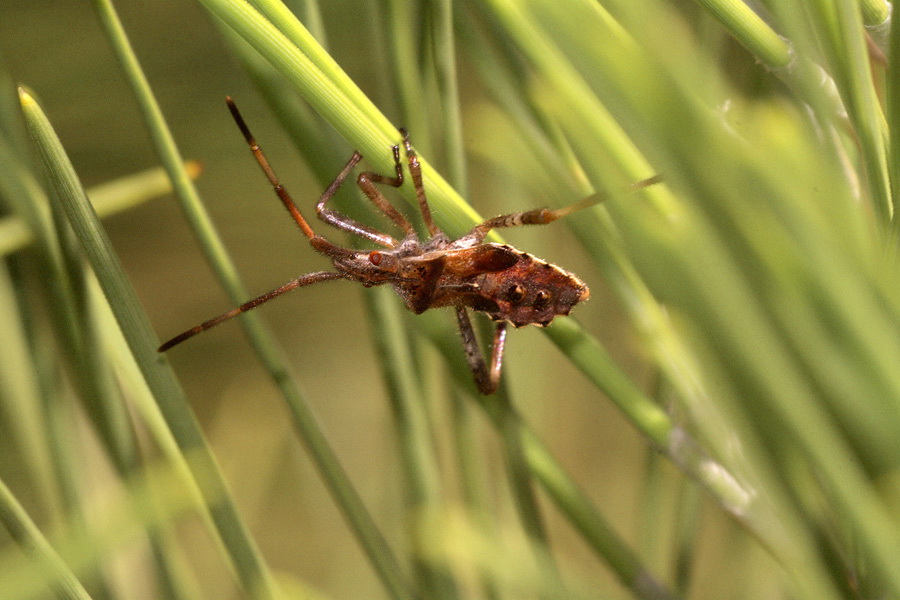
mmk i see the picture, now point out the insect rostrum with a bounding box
[160,98,627,394]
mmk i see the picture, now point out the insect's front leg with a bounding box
[398,129,441,237]
[315,151,400,248]
[455,307,508,395]
[350,141,419,238]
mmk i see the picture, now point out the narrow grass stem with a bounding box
[362,287,459,600]
[0,477,92,600]
[520,426,676,600]
[0,263,57,511]
[447,388,501,600]
[385,0,431,150]
[889,0,900,223]
[417,313,675,599]
[0,164,197,257]
[91,1,415,597]
[20,87,280,600]
[693,0,791,67]
[434,0,468,196]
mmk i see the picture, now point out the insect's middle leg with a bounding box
[456,307,508,395]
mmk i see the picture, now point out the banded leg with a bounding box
[455,307,508,395]
[158,271,344,352]
[317,130,422,244]
[464,174,663,244]
[227,97,320,242]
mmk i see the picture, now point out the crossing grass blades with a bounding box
[159,98,659,394]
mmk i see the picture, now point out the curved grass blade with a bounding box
[0,476,92,600]
[90,1,415,597]
[19,87,281,600]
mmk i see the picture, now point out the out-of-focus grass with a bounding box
[1,1,899,599]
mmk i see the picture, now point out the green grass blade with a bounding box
[19,87,280,600]
[890,0,900,220]
[416,312,676,599]
[197,0,483,236]
[89,2,414,597]
[859,0,891,25]
[434,0,467,194]
[362,288,458,600]
[692,0,791,67]
[0,262,57,511]
[0,460,200,600]
[520,425,675,600]
[0,164,199,257]
[0,477,92,600]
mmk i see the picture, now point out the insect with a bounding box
[159,97,658,394]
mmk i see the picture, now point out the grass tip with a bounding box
[185,159,203,179]
[17,85,35,107]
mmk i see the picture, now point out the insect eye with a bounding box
[534,290,551,308]
[505,284,526,303]
[369,251,383,265]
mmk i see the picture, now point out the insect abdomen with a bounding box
[471,251,589,327]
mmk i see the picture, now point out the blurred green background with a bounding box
[0,2,664,598]
[5,1,895,599]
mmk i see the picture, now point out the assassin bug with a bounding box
[159,97,658,394]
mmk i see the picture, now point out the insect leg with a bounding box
[464,175,663,243]
[455,308,508,395]
[348,140,418,237]
[399,128,441,237]
[158,271,345,352]
[315,151,401,247]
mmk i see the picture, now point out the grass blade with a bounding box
[20,87,280,600]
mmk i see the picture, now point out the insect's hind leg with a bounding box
[455,308,507,395]
[464,174,662,243]
[465,207,566,244]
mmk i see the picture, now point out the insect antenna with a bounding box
[226,96,319,240]
[158,271,345,352]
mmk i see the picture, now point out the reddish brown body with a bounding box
[397,243,589,326]
[159,99,652,394]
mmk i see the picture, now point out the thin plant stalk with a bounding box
[20,87,280,600]
[0,477,93,600]
[363,287,459,600]
[91,1,414,597]
[692,0,791,67]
